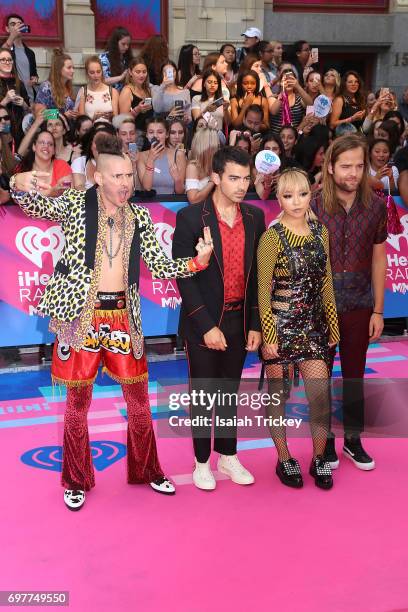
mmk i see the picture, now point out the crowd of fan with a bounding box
[1,17,408,206]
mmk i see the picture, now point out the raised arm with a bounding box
[10,171,70,222]
[138,206,212,278]
[17,110,45,158]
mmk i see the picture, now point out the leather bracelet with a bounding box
[373,311,383,315]
[145,165,154,172]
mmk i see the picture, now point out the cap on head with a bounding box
[242,27,262,39]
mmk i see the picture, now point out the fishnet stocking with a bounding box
[265,359,330,460]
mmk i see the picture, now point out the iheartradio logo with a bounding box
[15,226,65,269]
[154,222,174,259]
[387,214,408,252]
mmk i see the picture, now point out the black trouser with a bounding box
[328,308,371,438]
[185,310,247,463]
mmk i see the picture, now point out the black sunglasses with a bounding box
[0,115,11,121]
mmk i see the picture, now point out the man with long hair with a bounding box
[312,134,387,471]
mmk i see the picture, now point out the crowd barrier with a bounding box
[0,195,407,348]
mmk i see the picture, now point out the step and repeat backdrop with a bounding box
[0,196,407,347]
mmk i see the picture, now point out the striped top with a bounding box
[269,95,305,134]
[257,223,340,345]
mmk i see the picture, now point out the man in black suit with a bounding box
[173,147,266,490]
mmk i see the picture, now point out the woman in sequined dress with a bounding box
[257,168,340,490]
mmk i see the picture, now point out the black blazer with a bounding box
[172,196,266,344]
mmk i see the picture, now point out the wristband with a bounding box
[145,165,154,172]
[373,311,383,315]
[187,255,208,272]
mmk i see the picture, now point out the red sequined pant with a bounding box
[53,308,164,490]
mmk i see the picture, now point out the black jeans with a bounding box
[328,308,371,437]
[185,310,247,463]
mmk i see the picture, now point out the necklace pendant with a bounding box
[107,217,115,228]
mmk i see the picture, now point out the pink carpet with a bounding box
[1,341,408,611]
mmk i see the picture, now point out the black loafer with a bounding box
[309,456,333,490]
[276,458,303,488]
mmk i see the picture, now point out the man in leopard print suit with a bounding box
[10,144,213,511]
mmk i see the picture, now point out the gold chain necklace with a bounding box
[98,190,125,268]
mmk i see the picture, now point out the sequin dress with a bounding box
[257,221,340,366]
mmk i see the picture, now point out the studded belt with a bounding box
[95,291,126,310]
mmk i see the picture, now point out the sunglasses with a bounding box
[0,115,11,121]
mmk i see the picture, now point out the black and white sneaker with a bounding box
[343,437,375,471]
[323,435,339,470]
[150,476,176,495]
[309,456,333,490]
[64,489,85,511]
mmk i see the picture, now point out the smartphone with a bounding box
[1,124,11,134]
[144,97,152,106]
[381,87,390,97]
[212,97,224,108]
[306,105,315,115]
[175,100,184,110]
[128,142,138,154]
[311,47,319,63]
[165,67,174,81]
[20,24,31,33]
[252,132,262,140]
[43,108,59,120]
[150,137,160,147]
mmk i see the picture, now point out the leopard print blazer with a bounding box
[11,185,193,357]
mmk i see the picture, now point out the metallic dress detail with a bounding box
[258,221,340,367]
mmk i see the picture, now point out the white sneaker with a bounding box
[64,489,85,511]
[193,459,216,490]
[217,454,255,485]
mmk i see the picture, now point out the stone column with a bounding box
[63,0,96,83]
